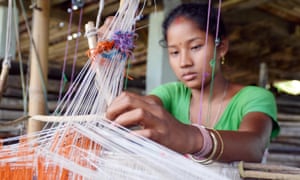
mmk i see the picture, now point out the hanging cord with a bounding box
[197,0,212,125]
[95,0,104,29]
[121,0,147,91]
[135,0,146,21]
[13,0,29,135]
[0,0,13,100]
[205,39,220,126]
[123,58,132,90]
[119,0,156,91]
[13,1,28,116]
[70,7,84,84]
[197,0,223,126]
[58,8,74,103]
[205,0,223,126]
[3,0,12,70]
[18,0,49,114]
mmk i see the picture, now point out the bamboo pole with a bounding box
[0,1,13,101]
[0,63,10,100]
[238,161,300,179]
[120,0,125,8]
[27,1,50,133]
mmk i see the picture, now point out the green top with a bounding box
[150,82,279,139]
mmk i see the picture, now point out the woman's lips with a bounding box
[182,72,197,81]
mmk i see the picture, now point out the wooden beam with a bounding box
[221,0,270,11]
[19,19,81,53]
[0,97,57,112]
[0,109,24,121]
[259,3,300,23]
[5,75,70,94]
[278,113,300,121]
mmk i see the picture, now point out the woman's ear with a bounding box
[218,37,229,57]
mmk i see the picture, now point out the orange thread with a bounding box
[123,69,134,80]
[0,128,104,178]
[86,40,115,61]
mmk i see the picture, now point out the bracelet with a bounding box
[190,124,212,158]
[189,129,218,165]
[200,130,218,164]
[211,129,224,162]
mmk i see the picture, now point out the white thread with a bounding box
[0,1,228,179]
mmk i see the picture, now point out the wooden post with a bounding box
[27,0,50,133]
[0,63,10,100]
[119,0,125,8]
[258,62,268,88]
[163,0,182,14]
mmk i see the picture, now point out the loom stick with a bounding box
[0,0,13,101]
[29,114,106,122]
[238,161,300,179]
[0,63,10,101]
[85,21,97,50]
[120,0,125,8]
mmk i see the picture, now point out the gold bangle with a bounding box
[212,129,224,161]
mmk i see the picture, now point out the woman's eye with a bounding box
[169,50,179,56]
[191,45,201,50]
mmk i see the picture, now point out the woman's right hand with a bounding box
[105,91,202,154]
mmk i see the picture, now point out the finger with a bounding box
[105,16,114,25]
[114,109,143,127]
[131,129,161,144]
[105,95,131,120]
[114,107,159,131]
[130,129,152,139]
[97,16,114,36]
[106,92,146,119]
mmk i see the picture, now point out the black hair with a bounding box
[161,3,227,46]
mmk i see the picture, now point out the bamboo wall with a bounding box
[267,94,300,167]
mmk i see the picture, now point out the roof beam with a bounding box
[259,3,300,23]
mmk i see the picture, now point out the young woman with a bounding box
[106,3,279,164]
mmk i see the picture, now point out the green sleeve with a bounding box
[242,87,279,139]
[149,82,191,124]
[220,86,279,139]
[149,83,174,112]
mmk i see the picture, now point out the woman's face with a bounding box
[166,17,222,89]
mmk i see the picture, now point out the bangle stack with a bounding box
[211,129,224,161]
[190,124,212,157]
[188,124,224,165]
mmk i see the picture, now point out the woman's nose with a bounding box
[180,51,193,67]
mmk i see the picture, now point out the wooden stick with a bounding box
[85,21,97,49]
[278,113,300,121]
[238,161,300,179]
[242,161,300,173]
[120,0,125,9]
[29,114,106,122]
[0,64,10,101]
[0,115,30,126]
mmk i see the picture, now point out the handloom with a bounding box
[0,0,227,179]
